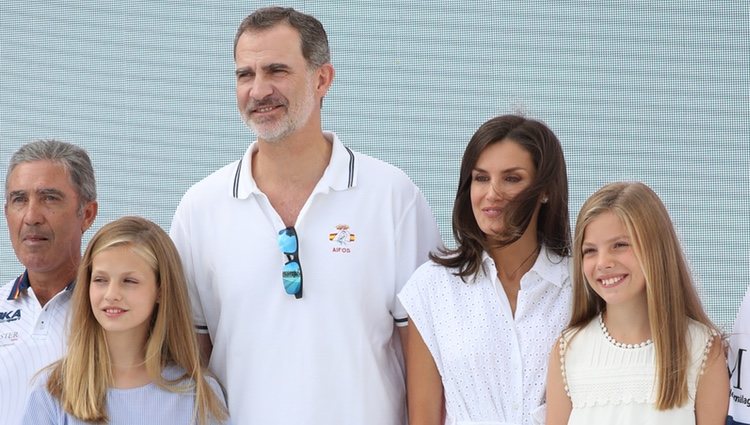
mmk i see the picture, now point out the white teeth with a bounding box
[256,106,274,113]
[105,308,124,314]
[600,276,623,287]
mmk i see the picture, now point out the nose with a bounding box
[486,182,504,201]
[104,283,122,302]
[596,251,614,271]
[23,198,45,226]
[249,74,274,101]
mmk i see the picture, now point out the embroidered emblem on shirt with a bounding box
[329,224,355,253]
[0,309,21,323]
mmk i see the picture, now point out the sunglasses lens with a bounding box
[282,261,302,295]
[278,229,298,253]
[278,227,302,298]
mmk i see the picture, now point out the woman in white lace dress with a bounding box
[399,114,572,425]
[545,182,728,424]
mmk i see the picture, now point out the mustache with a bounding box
[20,227,53,241]
[245,96,288,113]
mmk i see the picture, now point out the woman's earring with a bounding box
[541,196,549,204]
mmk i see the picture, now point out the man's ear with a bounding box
[81,201,98,233]
[315,63,335,97]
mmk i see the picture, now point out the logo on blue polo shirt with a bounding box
[0,309,21,323]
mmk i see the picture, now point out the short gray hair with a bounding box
[6,139,97,210]
[233,6,331,69]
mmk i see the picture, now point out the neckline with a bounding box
[598,314,653,349]
[109,381,155,393]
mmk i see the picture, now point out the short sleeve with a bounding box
[20,378,61,425]
[397,262,440,350]
[391,189,442,323]
[169,199,208,333]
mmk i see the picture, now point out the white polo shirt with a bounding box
[0,271,72,425]
[170,132,442,425]
[729,287,750,425]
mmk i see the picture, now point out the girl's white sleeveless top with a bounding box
[559,317,713,425]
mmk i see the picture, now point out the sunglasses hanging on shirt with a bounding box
[277,226,303,299]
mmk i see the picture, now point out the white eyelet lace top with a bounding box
[399,247,571,425]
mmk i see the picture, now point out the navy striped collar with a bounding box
[232,131,356,199]
[6,270,75,301]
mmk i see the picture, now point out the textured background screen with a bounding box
[1,2,747,329]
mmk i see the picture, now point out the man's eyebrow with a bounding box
[7,190,26,199]
[7,188,66,199]
[263,63,290,72]
[235,63,291,76]
[235,66,252,76]
[37,188,66,198]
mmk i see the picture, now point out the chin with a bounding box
[253,125,292,143]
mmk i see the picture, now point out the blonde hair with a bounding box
[46,216,227,424]
[568,182,718,410]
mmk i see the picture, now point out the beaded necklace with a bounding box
[598,313,653,349]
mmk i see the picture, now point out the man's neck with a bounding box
[252,130,333,226]
[255,130,331,179]
[27,267,76,307]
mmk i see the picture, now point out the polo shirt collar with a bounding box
[231,131,357,200]
[481,245,569,288]
[6,270,75,301]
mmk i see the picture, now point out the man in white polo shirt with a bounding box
[169,6,442,425]
[0,140,98,425]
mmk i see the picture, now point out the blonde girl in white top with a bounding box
[546,182,728,424]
